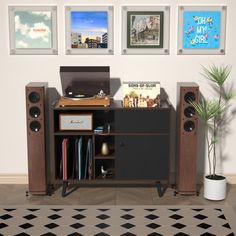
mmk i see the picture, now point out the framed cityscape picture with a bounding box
[122,6,170,55]
[8,6,58,55]
[177,6,227,55]
[65,6,113,55]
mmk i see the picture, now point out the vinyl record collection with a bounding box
[59,136,93,181]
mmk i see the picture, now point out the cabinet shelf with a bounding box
[54,131,93,136]
[95,174,115,180]
[95,155,115,160]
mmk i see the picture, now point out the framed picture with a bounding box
[65,6,113,55]
[122,6,170,55]
[8,6,58,55]
[177,6,227,55]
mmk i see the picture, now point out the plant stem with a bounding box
[206,126,212,176]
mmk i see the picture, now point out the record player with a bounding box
[58,66,110,107]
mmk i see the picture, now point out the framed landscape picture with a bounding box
[122,6,170,55]
[65,6,113,55]
[178,6,227,55]
[8,6,58,55]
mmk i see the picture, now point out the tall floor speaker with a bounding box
[176,82,199,195]
[26,82,48,195]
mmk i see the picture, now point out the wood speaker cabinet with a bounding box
[176,82,199,195]
[25,82,48,195]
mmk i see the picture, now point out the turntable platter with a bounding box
[64,94,95,100]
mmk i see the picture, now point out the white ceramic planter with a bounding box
[204,176,227,201]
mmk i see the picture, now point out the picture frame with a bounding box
[122,6,170,55]
[8,6,58,55]
[177,6,227,55]
[65,6,114,55]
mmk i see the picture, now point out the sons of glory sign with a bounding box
[183,11,221,49]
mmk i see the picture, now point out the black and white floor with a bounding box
[0,206,235,236]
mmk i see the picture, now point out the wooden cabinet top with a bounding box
[52,99,171,111]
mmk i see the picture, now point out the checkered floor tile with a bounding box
[0,206,235,236]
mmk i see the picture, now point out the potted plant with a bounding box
[191,64,235,200]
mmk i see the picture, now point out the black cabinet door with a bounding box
[115,110,170,133]
[115,135,169,179]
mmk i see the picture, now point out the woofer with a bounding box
[184,92,196,103]
[29,106,41,118]
[184,106,195,118]
[30,121,41,132]
[184,121,195,132]
[28,92,40,103]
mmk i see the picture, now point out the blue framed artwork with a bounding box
[65,6,113,55]
[178,6,227,55]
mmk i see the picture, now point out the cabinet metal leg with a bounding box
[61,181,79,197]
[62,181,69,197]
[156,181,166,197]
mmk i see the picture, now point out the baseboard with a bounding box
[0,174,235,185]
[225,175,236,184]
[0,174,28,184]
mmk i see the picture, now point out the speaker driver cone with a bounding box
[28,92,40,103]
[184,106,195,118]
[30,121,41,132]
[184,121,195,132]
[29,106,41,118]
[184,92,196,103]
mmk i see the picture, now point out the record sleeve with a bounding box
[123,81,161,108]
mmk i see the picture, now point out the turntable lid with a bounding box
[60,66,110,97]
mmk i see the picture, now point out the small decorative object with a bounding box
[191,64,235,200]
[101,166,108,178]
[123,81,160,108]
[122,6,170,55]
[65,6,113,55]
[8,6,58,55]
[178,6,227,55]
[101,142,109,155]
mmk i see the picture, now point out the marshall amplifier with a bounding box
[59,114,93,131]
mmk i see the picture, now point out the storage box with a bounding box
[59,114,93,131]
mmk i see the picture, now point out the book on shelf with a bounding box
[122,81,161,108]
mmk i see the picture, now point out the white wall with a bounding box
[0,0,236,175]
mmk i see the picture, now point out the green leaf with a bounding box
[190,98,225,124]
[201,64,231,86]
[210,138,219,145]
[223,91,236,102]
